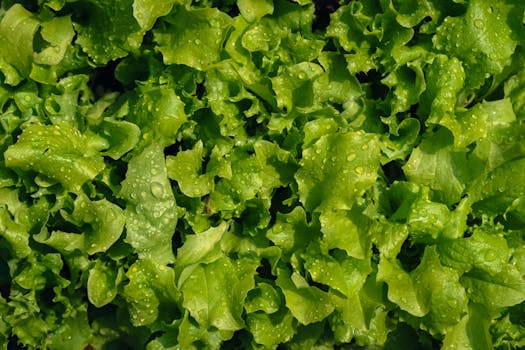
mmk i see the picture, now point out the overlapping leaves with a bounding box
[0,0,525,349]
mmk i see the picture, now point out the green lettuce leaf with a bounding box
[442,304,493,350]
[378,245,468,333]
[4,123,105,191]
[87,260,123,307]
[433,0,520,92]
[35,193,125,254]
[247,309,296,347]
[178,256,258,334]
[154,6,232,70]
[237,0,274,22]
[296,131,381,211]
[276,267,335,325]
[133,0,180,31]
[0,4,39,78]
[74,0,143,64]
[123,259,179,326]
[120,141,178,265]
[166,140,213,198]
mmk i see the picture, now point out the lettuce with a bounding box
[1,0,525,349]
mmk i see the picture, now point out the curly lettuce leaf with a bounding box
[166,140,213,198]
[4,123,105,191]
[123,259,179,327]
[296,131,381,211]
[178,256,258,334]
[247,309,296,347]
[120,141,178,265]
[154,6,232,70]
[0,4,39,77]
[73,0,144,64]
[433,0,520,92]
[133,0,180,31]
[276,267,335,325]
[34,193,125,255]
[237,0,274,22]
[378,246,468,333]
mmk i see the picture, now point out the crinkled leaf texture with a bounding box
[1,0,525,349]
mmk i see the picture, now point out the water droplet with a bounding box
[355,166,364,174]
[485,250,496,261]
[473,19,483,29]
[150,182,164,198]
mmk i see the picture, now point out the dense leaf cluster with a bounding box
[0,0,524,349]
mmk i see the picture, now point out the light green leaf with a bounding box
[179,256,258,332]
[276,268,335,325]
[412,247,468,334]
[304,245,371,297]
[35,193,125,254]
[433,0,518,91]
[74,0,143,64]
[123,259,179,326]
[377,256,428,317]
[315,51,362,106]
[99,119,141,159]
[404,128,468,205]
[319,207,372,259]
[154,6,232,70]
[133,0,180,31]
[237,0,274,22]
[462,265,525,311]
[440,105,488,149]
[0,4,39,77]
[442,304,493,350]
[33,15,75,66]
[130,85,187,146]
[4,123,105,191]
[418,54,465,125]
[266,206,318,255]
[209,140,296,214]
[247,309,296,347]
[382,62,426,115]
[438,228,512,275]
[177,311,223,349]
[166,140,213,198]
[296,131,381,211]
[87,260,122,307]
[120,141,178,265]
[0,206,31,258]
[244,282,282,314]
[271,62,324,112]
[175,222,229,274]
[47,312,93,350]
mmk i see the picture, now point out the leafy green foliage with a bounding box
[1,0,525,349]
